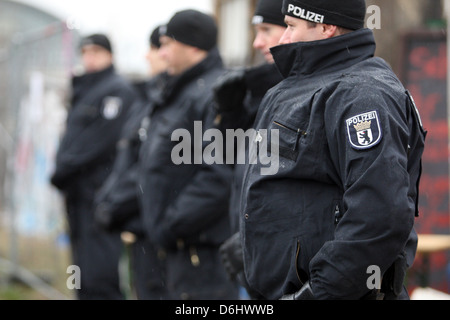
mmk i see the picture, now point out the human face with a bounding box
[253,23,286,63]
[158,36,199,76]
[145,45,168,77]
[81,44,113,73]
[279,16,330,44]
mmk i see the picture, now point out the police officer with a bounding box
[137,10,239,300]
[240,0,426,300]
[50,33,137,300]
[93,26,169,300]
[214,0,286,298]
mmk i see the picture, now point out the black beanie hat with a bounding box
[282,0,366,30]
[253,0,287,27]
[162,9,218,51]
[80,33,112,53]
[150,25,163,48]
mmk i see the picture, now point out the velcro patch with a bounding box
[346,111,382,150]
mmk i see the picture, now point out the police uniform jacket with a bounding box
[51,65,136,210]
[137,48,233,252]
[93,76,165,234]
[240,28,426,300]
[137,48,239,299]
[227,63,283,234]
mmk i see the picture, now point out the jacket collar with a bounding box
[161,47,223,103]
[73,64,115,84]
[270,28,376,79]
[245,63,283,98]
[71,65,115,103]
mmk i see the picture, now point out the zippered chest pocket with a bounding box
[271,118,307,161]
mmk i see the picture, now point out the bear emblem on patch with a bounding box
[346,111,382,150]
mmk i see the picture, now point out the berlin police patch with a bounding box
[102,96,123,120]
[346,111,382,150]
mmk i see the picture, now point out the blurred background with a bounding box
[0,0,449,300]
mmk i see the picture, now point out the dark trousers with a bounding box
[165,245,240,300]
[66,197,124,300]
[129,237,168,300]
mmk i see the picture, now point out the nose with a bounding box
[278,29,290,45]
[158,46,167,59]
[253,32,265,51]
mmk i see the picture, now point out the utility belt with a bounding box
[173,239,199,267]
[173,239,220,268]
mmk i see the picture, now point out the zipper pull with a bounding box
[139,117,150,142]
[255,131,263,143]
[334,204,343,225]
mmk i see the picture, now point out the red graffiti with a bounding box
[403,35,450,294]
[408,43,447,81]
[409,84,441,122]
[408,85,448,163]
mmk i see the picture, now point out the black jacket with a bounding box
[240,29,426,300]
[51,65,137,199]
[218,63,283,233]
[93,75,166,234]
[137,48,233,250]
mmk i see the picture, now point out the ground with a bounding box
[0,225,74,300]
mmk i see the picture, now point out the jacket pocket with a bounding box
[271,118,307,161]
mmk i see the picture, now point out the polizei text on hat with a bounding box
[286,4,325,23]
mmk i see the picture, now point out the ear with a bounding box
[321,24,338,39]
[190,46,209,60]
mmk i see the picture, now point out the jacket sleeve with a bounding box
[157,99,234,248]
[51,85,137,190]
[94,161,141,230]
[309,84,422,300]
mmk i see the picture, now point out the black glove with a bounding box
[50,169,70,191]
[94,202,115,231]
[219,232,244,281]
[213,68,248,113]
[280,282,315,300]
[381,252,408,299]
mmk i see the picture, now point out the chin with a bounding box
[265,55,274,64]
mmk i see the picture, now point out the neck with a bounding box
[171,49,208,76]
[189,50,208,69]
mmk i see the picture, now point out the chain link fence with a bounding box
[0,20,79,300]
